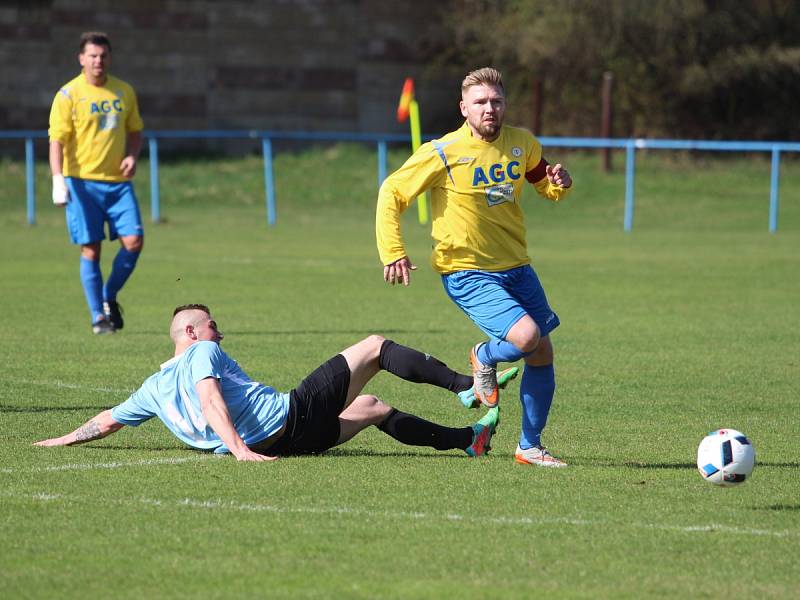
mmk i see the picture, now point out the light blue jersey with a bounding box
[112,341,290,454]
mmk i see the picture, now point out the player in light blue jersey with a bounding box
[35,304,504,460]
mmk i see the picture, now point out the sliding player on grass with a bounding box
[35,304,519,459]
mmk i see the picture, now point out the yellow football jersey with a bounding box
[377,122,570,274]
[48,73,144,182]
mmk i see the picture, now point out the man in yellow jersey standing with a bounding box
[49,32,144,335]
[376,67,573,467]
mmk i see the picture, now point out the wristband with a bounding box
[52,174,69,205]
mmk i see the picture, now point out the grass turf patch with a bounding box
[1,147,799,598]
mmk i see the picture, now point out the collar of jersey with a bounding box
[160,353,184,370]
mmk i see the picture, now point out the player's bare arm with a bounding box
[34,409,124,447]
[196,377,278,462]
[383,256,417,287]
[120,131,143,178]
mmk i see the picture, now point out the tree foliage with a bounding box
[441,0,800,139]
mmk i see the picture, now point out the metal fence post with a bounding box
[148,137,160,223]
[262,137,276,225]
[769,146,780,233]
[25,137,35,225]
[624,140,636,232]
[377,140,387,188]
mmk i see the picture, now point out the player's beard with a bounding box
[475,116,502,141]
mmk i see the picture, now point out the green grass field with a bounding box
[1,146,799,598]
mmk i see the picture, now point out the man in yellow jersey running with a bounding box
[376,67,572,467]
[49,32,144,335]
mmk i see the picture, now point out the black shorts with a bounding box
[267,354,350,456]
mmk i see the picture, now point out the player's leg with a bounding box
[103,234,142,306]
[339,335,473,407]
[65,178,112,333]
[507,266,566,467]
[79,242,109,332]
[515,337,564,467]
[442,269,529,406]
[378,339,473,394]
[103,182,144,329]
[279,343,498,457]
[337,393,499,457]
[335,394,391,443]
[336,336,499,455]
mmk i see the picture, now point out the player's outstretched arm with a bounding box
[196,377,278,462]
[34,409,125,447]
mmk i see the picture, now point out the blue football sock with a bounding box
[79,256,104,322]
[519,364,556,449]
[477,339,527,366]
[103,247,140,301]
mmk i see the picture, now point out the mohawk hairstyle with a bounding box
[173,304,211,317]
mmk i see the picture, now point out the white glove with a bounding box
[52,174,69,205]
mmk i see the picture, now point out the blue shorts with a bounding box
[65,178,143,245]
[441,265,560,340]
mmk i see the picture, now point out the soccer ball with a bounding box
[697,429,755,486]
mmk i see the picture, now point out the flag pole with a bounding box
[397,77,428,225]
[408,99,428,224]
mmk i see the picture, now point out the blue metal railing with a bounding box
[3,130,798,232]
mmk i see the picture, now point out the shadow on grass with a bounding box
[621,461,697,469]
[1,404,111,413]
[121,329,448,336]
[600,460,800,469]
[304,447,468,459]
[754,504,800,511]
[78,445,196,453]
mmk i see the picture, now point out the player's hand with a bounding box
[384,256,416,286]
[120,156,137,178]
[34,437,67,447]
[546,163,572,188]
[234,448,279,462]
[52,174,69,206]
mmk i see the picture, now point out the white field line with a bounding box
[0,455,213,474]
[8,378,133,396]
[2,489,795,539]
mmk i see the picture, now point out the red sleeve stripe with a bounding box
[525,158,549,184]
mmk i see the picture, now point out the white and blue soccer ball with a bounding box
[697,429,755,486]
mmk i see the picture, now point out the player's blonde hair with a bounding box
[461,67,504,94]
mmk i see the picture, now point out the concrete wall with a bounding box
[0,0,465,146]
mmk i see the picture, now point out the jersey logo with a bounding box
[90,99,123,114]
[98,113,119,131]
[472,161,521,186]
[485,183,515,206]
[456,156,475,164]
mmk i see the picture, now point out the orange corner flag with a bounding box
[397,77,415,123]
